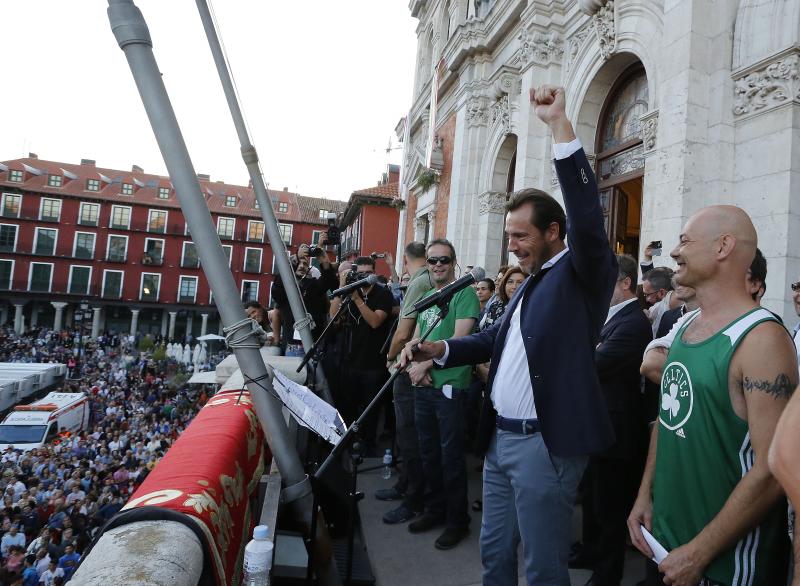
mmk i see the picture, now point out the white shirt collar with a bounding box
[605,297,639,325]
[541,247,569,270]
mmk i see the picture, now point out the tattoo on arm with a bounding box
[742,374,796,400]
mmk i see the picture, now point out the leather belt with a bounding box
[495,415,540,435]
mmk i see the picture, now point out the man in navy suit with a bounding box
[580,254,652,586]
[400,85,617,585]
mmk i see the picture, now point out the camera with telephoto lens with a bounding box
[345,265,360,286]
[325,213,341,246]
[308,245,324,257]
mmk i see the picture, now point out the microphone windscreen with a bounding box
[367,274,379,285]
[471,266,486,282]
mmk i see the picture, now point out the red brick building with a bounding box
[0,155,345,338]
[339,165,401,278]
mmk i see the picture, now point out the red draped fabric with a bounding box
[122,389,269,585]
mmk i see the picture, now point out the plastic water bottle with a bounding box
[382,449,393,480]
[242,524,274,586]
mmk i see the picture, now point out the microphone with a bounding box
[412,267,486,314]
[329,274,380,298]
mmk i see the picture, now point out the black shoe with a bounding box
[434,526,469,550]
[408,513,445,534]
[568,549,596,570]
[382,504,420,525]
[374,487,404,501]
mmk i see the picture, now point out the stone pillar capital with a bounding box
[51,302,68,310]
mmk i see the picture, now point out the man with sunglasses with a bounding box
[400,85,617,584]
[405,239,479,550]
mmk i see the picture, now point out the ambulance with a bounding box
[0,392,90,452]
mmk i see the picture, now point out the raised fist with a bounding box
[530,85,567,125]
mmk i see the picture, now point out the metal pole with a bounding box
[193,0,316,356]
[105,4,338,585]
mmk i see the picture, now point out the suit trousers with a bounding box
[481,430,587,586]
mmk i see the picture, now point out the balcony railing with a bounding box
[180,258,200,269]
[3,279,101,297]
[106,253,128,263]
[140,291,159,302]
[102,288,123,299]
[178,295,196,304]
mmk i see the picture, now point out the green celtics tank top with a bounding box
[652,308,789,586]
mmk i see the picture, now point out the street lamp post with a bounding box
[73,301,92,379]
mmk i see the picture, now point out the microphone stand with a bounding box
[296,296,352,373]
[309,295,452,586]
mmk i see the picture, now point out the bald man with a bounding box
[627,206,797,586]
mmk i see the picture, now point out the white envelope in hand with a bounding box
[640,525,669,564]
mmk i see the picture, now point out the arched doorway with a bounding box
[595,66,648,257]
[493,134,517,267]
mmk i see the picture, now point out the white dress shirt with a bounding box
[604,297,639,325]
[490,248,569,419]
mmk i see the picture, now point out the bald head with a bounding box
[671,205,758,289]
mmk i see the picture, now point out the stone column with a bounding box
[13,304,24,334]
[160,311,168,337]
[200,314,209,337]
[91,308,101,340]
[185,313,194,339]
[168,311,177,341]
[475,191,508,278]
[52,302,68,331]
[130,309,140,336]
[29,302,39,329]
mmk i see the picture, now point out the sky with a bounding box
[2,1,419,201]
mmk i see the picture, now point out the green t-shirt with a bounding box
[400,266,433,320]
[415,286,479,389]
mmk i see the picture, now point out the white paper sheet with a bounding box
[273,370,347,445]
[640,525,669,564]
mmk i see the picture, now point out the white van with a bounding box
[0,392,90,452]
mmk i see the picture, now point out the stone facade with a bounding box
[396,0,800,322]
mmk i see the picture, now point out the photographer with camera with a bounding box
[328,256,394,454]
[270,232,338,351]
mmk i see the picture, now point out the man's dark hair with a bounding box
[404,241,426,260]
[616,254,638,292]
[24,554,35,566]
[750,247,767,284]
[505,188,567,241]
[644,267,674,292]
[427,238,457,260]
[354,256,375,268]
[478,278,495,292]
[243,300,262,311]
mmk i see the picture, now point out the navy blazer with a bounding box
[443,148,617,457]
[595,299,653,459]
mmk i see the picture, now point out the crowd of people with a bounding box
[0,327,207,585]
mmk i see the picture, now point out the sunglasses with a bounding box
[791,282,800,292]
[426,256,453,266]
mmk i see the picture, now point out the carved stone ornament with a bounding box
[516,28,564,67]
[493,72,519,98]
[415,216,429,231]
[478,191,508,215]
[550,160,559,186]
[567,23,592,72]
[578,0,605,15]
[733,52,800,118]
[592,1,616,60]
[466,96,490,127]
[491,95,511,135]
[639,109,659,152]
